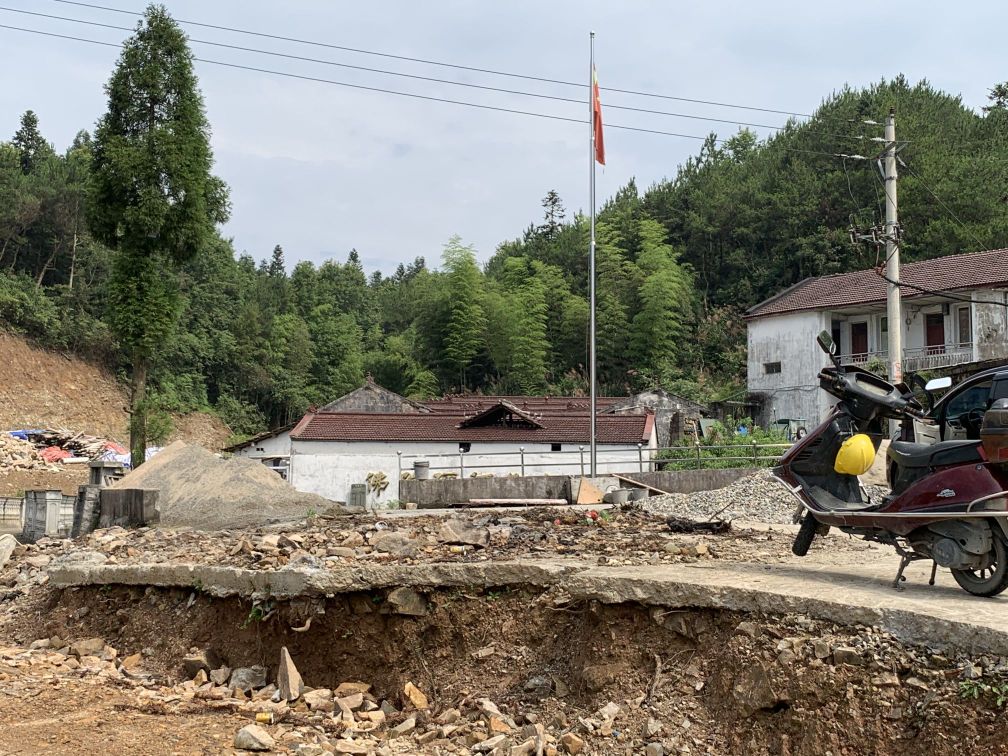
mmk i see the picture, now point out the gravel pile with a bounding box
[644,469,895,525]
[111,441,343,530]
[643,469,800,524]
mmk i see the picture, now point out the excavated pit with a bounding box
[12,583,1008,755]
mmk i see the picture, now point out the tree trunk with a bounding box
[68,232,78,291]
[130,352,148,468]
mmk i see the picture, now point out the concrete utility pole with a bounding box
[884,108,903,384]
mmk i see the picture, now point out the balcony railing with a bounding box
[837,344,974,373]
[903,344,973,372]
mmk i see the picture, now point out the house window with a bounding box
[551,443,562,452]
[764,362,782,375]
[458,442,471,453]
[957,306,972,346]
[878,316,888,348]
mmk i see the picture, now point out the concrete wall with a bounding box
[289,438,655,506]
[974,288,1008,362]
[400,466,757,507]
[747,311,833,428]
[607,389,707,446]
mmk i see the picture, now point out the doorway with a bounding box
[850,322,868,360]
[925,313,945,354]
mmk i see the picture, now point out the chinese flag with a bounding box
[592,66,605,165]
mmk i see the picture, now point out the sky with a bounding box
[1,1,1005,274]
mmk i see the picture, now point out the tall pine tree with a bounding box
[89,4,229,465]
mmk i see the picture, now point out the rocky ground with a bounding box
[2,470,1004,755]
[0,579,1006,756]
[14,505,879,577]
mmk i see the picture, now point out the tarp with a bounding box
[40,446,72,463]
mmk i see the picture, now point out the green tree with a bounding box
[12,110,53,174]
[88,4,229,465]
[440,235,486,389]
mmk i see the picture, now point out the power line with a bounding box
[48,0,817,119]
[873,268,1008,307]
[0,21,859,158]
[0,5,824,134]
[901,163,992,253]
[7,4,875,143]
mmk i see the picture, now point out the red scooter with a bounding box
[773,331,1008,596]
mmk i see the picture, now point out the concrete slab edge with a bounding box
[47,560,1008,655]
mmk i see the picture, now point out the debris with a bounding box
[832,647,864,666]
[403,681,429,710]
[69,638,106,658]
[0,534,18,568]
[233,724,275,751]
[303,688,334,712]
[560,732,584,754]
[230,665,268,692]
[182,649,220,678]
[440,519,490,547]
[390,717,416,737]
[665,517,731,534]
[387,586,428,616]
[732,662,784,717]
[276,646,304,702]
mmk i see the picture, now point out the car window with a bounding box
[946,380,993,417]
[994,378,1008,402]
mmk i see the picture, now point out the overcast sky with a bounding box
[1,1,1005,274]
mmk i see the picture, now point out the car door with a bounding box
[941,379,993,440]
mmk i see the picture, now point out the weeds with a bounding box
[959,679,1008,707]
[241,599,275,629]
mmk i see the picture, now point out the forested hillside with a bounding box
[1,76,1006,438]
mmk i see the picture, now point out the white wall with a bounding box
[289,435,655,506]
[747,311,833,429]
[232,431,291,459]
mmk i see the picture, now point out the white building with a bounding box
[224,424,294,477]
[746,248,1008,429]
[288,399,656,506]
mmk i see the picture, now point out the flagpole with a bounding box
[588,31,597,477]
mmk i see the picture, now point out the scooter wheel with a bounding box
[792,514,818,556]
[951,534,1008,597]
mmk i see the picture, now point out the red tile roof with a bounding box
[745,249,1008,320]
[290,411,653,444]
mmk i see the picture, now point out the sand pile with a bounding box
[111,441,341,530]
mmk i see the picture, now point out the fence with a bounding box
[0,497,22,532]
[22,490,76,542]
[395,442,790,479]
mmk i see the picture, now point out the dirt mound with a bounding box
[111,441,337,529]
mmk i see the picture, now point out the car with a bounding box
[902,366,1008,444]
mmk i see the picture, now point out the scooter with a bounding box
[772,331,1008,597]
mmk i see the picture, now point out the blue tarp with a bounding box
[6,429,45,441]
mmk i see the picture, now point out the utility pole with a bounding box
[884,108,902,384]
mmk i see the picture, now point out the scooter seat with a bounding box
[888,439,983,469]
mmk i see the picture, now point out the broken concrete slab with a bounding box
[47,555,1008,655]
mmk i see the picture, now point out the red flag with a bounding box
[592,66,605,165]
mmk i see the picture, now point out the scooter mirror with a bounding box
[816,330,836,356]
[924,376,952,393]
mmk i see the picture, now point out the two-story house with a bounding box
[745,248,1008,429]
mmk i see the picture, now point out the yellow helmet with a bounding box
[834,433,876,475]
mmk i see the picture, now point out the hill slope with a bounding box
[0,332,233,495]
